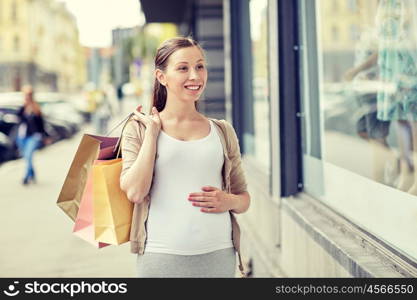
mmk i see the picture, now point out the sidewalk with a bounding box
[0,98,141,277]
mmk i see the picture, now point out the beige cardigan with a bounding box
[120,118,248,275]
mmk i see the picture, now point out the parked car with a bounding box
[0,131,17,163]
[0,92,85,162]
[0,105,20,136]
[39,101,84,135]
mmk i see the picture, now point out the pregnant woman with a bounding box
[120,37,251,277]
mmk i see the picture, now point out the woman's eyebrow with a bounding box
[175,59,205,66]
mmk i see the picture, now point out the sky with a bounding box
[58,0,144,47]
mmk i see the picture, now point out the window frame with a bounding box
[278,0,303,197]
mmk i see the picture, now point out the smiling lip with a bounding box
[184,85,202,91]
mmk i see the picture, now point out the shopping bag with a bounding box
[56,134,119,222]
[92,158,133,245]
[72,169,110,248]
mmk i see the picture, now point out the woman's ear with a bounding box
[155,69,167,87]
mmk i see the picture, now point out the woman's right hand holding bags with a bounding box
[132,105,161,138]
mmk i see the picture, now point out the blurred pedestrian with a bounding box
[116,84,124,113]
[16,86,50,185]
[93,90,113,135]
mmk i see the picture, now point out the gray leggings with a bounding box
[136,247,236,278]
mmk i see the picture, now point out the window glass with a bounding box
[14,36,19,52]
[318,0,417,193]
[299,0,417,261]
[246,0,270,171]
[12,1,17,22]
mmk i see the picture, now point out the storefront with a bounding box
[233,0,417,277]
[139,0,417,277]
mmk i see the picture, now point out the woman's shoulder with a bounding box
[208,117,227,125]
[208,118,239,153]
[123,118,146,140]
[208,118,235,134]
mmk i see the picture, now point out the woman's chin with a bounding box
[180,95,201,102]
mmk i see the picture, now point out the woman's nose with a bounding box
[189,68,200,80]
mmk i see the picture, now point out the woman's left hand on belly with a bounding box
[188,186,233,213]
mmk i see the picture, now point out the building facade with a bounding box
[0,0,86,92]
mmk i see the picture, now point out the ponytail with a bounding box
[151,78,167,113]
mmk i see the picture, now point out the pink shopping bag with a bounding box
[72,168,110,248]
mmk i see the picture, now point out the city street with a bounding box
[0,99,140,277]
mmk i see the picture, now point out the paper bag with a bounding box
[92,158,133,245]
[56,134,119,221]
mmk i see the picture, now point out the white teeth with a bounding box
[185,86,200,90]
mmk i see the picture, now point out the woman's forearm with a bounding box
[121,130,158,203]
[354,52,378,74]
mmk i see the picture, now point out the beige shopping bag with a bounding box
[92,158,133,245]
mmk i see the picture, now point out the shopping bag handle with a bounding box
[106,111,146,159]
[105,113,134,137]
[111,113,133,159]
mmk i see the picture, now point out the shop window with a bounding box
[331,25,339,41]
[299,0,417,261]
[245,0,271,171]
[14,36,19,52]
[11,1,17,23]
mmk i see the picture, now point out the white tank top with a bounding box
[145,119,233,255]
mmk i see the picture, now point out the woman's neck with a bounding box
[160,98,201,122]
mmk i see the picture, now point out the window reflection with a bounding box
[318,0,417,195]
[247,0,270,170]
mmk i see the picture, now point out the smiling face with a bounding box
[156,46,208,103]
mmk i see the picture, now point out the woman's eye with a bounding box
[197,65,205,70]
[178,66,188,71]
